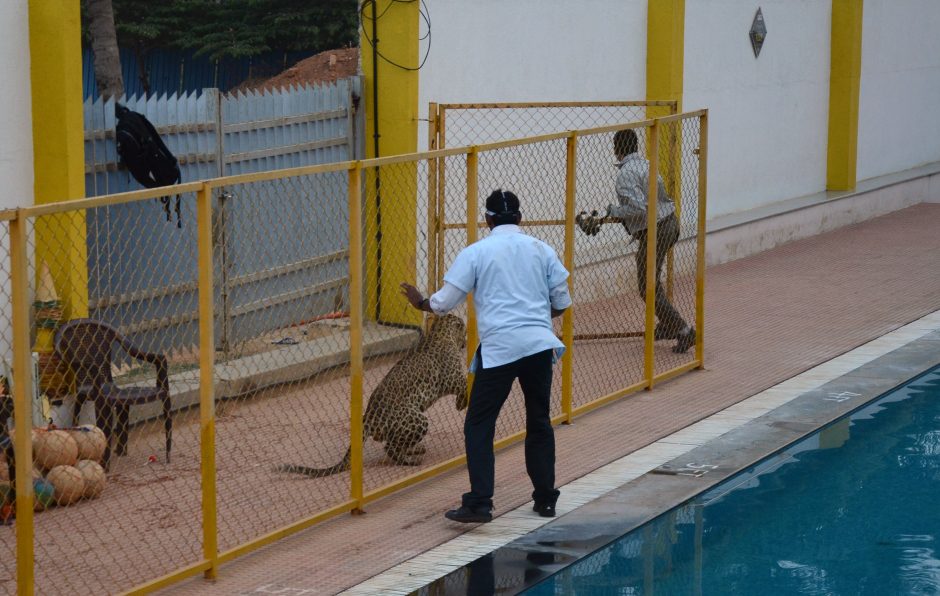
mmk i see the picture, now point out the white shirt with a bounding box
[429,224,572,369]
[608,153,676,236]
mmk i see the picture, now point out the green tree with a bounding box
[259,0,359,54]
[172,0,272,61]
[83,0,359,91]
[111,1,185,94]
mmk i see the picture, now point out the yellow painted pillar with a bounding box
[646,0,685,170]
[361,0,420,326]
[826,0,864,191]
[10,215,35,596]
[646,1,685,300]
[28,0,89,325]
[646,0,685,117]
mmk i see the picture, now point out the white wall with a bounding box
[683,0,832,219]
[857,0,940,182]
[0,0,33,210]
[417,0,648,150]
[0,1,33,365]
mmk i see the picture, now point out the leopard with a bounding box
[277,314,467,478]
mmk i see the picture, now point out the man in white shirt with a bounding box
[577,128,695,353]
[400,189,572,523]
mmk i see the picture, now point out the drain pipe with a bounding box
[371,0,383,322]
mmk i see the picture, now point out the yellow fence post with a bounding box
[196,182,219,580]
[436,112,448,289]
[695,112,708,366]
[562,134,577,423]
[348,163,365,513]
[664,118,682,304]
[644,121,660,388]
[464,149,480,403]
[10,212,35,596]
[427,103,439,302]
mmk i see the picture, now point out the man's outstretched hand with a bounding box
[400,282,424,309]
[576,210,603,236]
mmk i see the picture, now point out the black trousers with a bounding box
[462,348,560,511]
[633,212,687,333]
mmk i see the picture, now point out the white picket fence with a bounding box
[81,79,363,357]
[83,79,361,192]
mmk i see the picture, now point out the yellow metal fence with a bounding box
[0,110,706,595]
[430,100,679,150]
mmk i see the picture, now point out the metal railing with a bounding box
[0,109,706,595]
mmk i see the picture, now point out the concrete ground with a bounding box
[157,203,940,595]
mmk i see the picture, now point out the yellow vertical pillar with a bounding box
[348,163,365,512]
[646,0,685,117]
[28,0,89,324]
[462,150,479,409]
[11,214,35,596]
[643,122,660,388]
[646,1,685,301]
[826,0,864,191]
[561,134,577,423]
[196,183,218,579]
[361,0,420,326]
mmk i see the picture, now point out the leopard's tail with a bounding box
[276,448,351,478]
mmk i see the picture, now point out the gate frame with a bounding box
[426,100,681,348]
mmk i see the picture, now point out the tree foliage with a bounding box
[83,0,359,60]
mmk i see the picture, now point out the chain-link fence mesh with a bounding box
[211,169,357,553]
[436,102,676,149]
[654,117,703,376]
[357,157,471,494]
[1,110,704,594]
[474,140,570,431]
[1,196,203,595]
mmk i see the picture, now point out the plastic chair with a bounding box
[54,319,171,469]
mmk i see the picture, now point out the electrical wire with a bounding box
[359,0,431,71]
[359,0,397,22]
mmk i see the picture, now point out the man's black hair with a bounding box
[484,189,521,226]
[613,129,639,157]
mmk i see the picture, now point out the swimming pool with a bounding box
[526,366,940,595]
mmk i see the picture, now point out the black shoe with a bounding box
[673,327,696,354]
[533,502,556,518]
[445,505,493,524]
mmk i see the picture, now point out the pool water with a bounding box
[527,367,940,595]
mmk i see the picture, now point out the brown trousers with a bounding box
[633,213,687,334]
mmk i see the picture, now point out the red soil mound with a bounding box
[246,47,359,92]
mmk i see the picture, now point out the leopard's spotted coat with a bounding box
[278,314,467,477]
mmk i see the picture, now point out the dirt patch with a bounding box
[237,47,360,93]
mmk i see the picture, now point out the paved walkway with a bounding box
[164,203,940,595]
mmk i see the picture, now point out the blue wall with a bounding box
[82,47,314,100]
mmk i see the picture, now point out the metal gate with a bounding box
[425,100,686,345]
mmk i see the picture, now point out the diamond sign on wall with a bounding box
[750,7,767,58]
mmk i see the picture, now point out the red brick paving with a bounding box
[155,202,939,594]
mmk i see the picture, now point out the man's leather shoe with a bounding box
[533,502,556,518]
[445,506,493,524]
